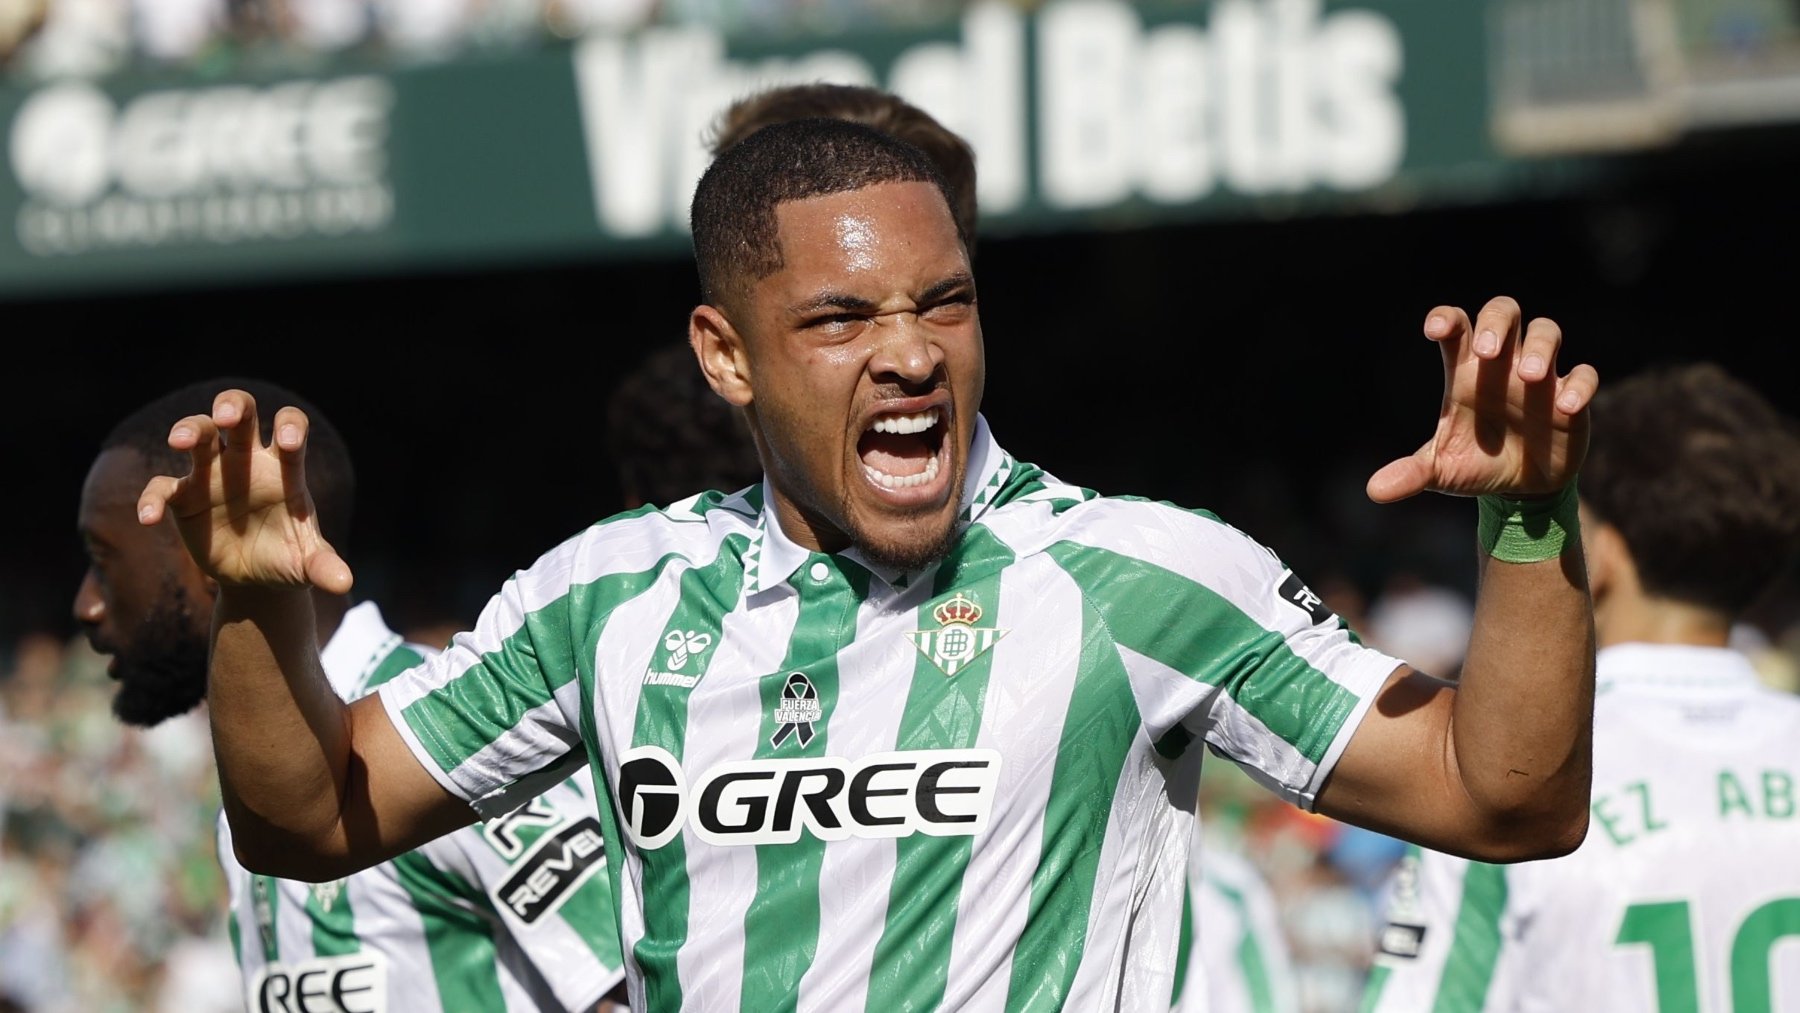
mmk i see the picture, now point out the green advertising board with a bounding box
[0,0,1580,298]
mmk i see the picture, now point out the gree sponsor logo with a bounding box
[617,746,1001,849]
[250,951,387,1013]
[7,77,394,256]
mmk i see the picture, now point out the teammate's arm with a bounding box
[1312,298,1597,862]
[140,391,476,881]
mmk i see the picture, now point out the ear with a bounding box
[690,304,754,408]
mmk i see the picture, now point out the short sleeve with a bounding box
[1047,500,1401,809]
[377,569,586,819]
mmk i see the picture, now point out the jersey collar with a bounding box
[1596,642,1765,697]
[746,413,1011,597]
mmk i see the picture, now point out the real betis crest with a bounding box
[906,592,1007,677]
[311,879,346,912]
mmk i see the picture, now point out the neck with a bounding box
[1597,593,1733,649]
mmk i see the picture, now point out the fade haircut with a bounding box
[1582,362,1800,615]
[689,117,965,310]
[103,376,356,552]
[607,343,762,507]
[707,83,979,242]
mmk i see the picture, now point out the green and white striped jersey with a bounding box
[378,417,1400,1012]
[1362,644,1800,1013]
[1172,833,1299,1013]
[221,602,624,1013]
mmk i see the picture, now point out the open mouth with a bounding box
[858,408,947,491]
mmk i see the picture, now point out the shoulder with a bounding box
[989,474,1281,579]
[510,487,762,605]
[576,486,761,558]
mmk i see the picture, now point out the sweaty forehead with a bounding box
[768,181,966,286]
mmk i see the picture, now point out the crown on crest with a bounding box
[933,592,983,627]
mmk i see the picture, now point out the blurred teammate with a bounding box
[608,340,761,511]
[1173,834,1300,1013]
[75,377,627,1012]
[1362,362,1800,1012]
[144,117,1600,1011]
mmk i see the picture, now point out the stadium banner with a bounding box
[0,0,1573,296]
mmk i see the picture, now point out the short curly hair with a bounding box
[706,83,979,243]
[1581,362,1800,615]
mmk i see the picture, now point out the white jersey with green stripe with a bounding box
[1362,643,1800,1013]
[221,601,624,1013]
[1172,833,1299,1013]
[377,416,1401,1012]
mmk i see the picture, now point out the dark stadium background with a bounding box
[5,126,1798,647]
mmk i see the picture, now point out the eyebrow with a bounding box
[791,292,880,317]
[919,272,975,304]
[790,272,975,318]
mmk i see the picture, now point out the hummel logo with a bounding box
[645,629,714,689]
[663,630,713,670]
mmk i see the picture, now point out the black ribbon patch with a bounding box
[769,672,821,748]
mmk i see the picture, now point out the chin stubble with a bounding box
[853,517,962,574]
[109,581,210,728]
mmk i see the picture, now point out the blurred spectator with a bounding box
[133,0,223,61]
[287,0,369,49]
[12,0,128,77]
[0,632,232,1013]
[1362,572,1474,680]
[542,0,657,35]
[374,0,471,54]
[0,0,1047,83]
[0,0,49,66]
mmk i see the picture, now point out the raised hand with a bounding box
[137,388,353,593]
[1367,296,1598,503]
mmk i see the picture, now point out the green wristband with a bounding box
[1477,482,1579,564]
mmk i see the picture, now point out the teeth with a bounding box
[864,455,941,490]
[869,409,941,435]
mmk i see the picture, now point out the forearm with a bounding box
[1449,536,1595,843]
[207,586,355,870]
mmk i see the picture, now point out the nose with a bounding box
[868,314,943,390]
[73,568,105,627]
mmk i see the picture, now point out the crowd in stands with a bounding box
[0,632,236,1013]
[0,0,989,81]
[8,561,1792,1012]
